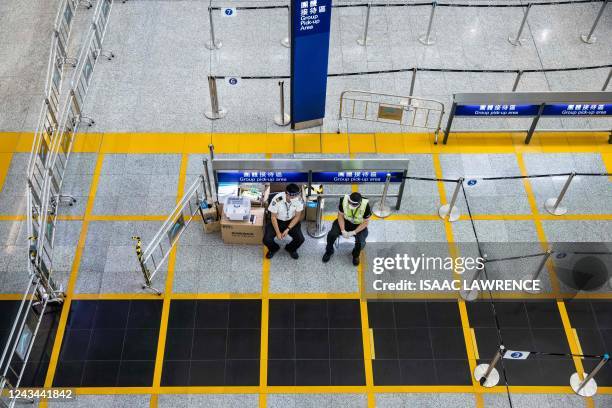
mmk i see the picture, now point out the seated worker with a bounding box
[263,183,305,260]
[322,192,371,266]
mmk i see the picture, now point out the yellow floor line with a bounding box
[260,246,270,408]
[39,153,105,408]
[0,152,12,193]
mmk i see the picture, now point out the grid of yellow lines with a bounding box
[1,131,611,408]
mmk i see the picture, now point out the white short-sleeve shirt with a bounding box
[268,192,303,221]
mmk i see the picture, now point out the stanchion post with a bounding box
[460,253,486,301]
[439,177,463,222]
[442,102,457,145]
[357,3,371,46]
[525,103,545,144]
[205,7,222,50]
[408,68,417,105]
[307,195,328,238]
[508,4,531,46]
[512,70,523,92]
[602,68,612,91]
[570,354,609,397]
[544,172,575,216]
[274,81,290,126]
[418,1,437,46]
[373,173,392,218]
[474,345,505,387]
[581,0,608,44]
[281,6,291,47]
[205,76,226,120]
[522,249,552,294]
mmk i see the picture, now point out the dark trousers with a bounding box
[325,220,368,258]
[263,219,305,253]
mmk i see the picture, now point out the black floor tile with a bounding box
[117,360,155,387]
[295,329,329,359]
[393,302,428,328]
[576,328,606,355]
[21,361,50,388]
[329,329,363,359]
[372,329,398,359]
[583,358,612,386]
[268,360,295,386]
[295,359,330,385]
[396,328,433,360]
[227,329,260,359]
[225,359,259,386]
[398,359,437,385]
[164,328,194,360]
[128,300,163,329]
[122,328,159,360]
[531,328,571,356]
[168,300,196,328]
[537,359,575,386]
[600,328,612,350]
[229,300,261,328]
[53,361,84,387]
[435,359,471,385]
[427,301,461,327]
[565,300,597,328]
[499,328,535,355]
[295,300,328,328]
[195,300,228,328]
[500,359,540,386]
[328,300,361,328]
[466,301,497,328]
[269,300,294,328]
[87,328,125,360]
[67,301,97,330]
[592,301,612,328]
[430,327,467,359]
[525,301,563,328]
[0,301,20,330]
[367,302,395,328]
[191,329,227,360]
[59,329,90,361]
[372,359,401,385]
[473,328,500,359]
[268,329,294,359]
[330,359,365,385]
[189,360,225,386]
[93,300,129,329]
[161,360,190,386]
[82,360,120,387]
[493,302,529,328]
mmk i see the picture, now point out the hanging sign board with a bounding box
[217,171,309,183]
[312,171,405,183]
[503,350,531,360]
[377,105,404,122]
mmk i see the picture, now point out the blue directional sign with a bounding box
[455,104,540,117]
[290,0,333,129]
[217,171,309,183]
[312,171,404,183]
[542,103,611,116]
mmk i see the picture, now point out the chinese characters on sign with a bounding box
[298,0,327,32]
[455,103,611,117]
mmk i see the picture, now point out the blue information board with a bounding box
[290,0,333,129]
[455,104,540,117]
[542,103,611,116]
[217,171,309,183]
[312,171,404,183]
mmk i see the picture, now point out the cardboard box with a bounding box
[221,207,264,245]
[200,203,220,233]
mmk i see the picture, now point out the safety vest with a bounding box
[342,195,369,224]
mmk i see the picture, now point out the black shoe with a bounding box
[289,251,299,260]
[266,250,277,259]
[322,251,333,263]
[352,256,360,266]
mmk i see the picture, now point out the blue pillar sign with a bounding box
[290,0,333,130]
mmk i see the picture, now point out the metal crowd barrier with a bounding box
[136,174,212,294]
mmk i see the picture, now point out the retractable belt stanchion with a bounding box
[418,1,437,46]
[408,68,417,106]
[522,249,551,294]
[357,3,371,46]
[281,6,290,48]
[508,3,531,46]
[603,68,611,91]
[205,7,222,50]
[459,254,486,301]
[544,172,575,216]
[581,0,608,44]
[439,177,463,222]
[570,354,609,397]
[512,70,523,92]
[307,195,328,238]
[274,81,290,126]
[474,345,504,387]
[205,76,226,120]
[372,173,392,218]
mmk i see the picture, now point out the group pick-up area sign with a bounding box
[290,0,333,130]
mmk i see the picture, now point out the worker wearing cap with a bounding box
[322,192,371,266]
[263,183,305,259]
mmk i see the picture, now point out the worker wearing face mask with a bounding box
[322,192,371,266]
[263,183,305,259]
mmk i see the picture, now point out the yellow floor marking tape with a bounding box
[260,246,270,408]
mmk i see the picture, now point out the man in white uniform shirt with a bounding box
[263,183,305,259]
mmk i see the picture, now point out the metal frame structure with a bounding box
[338,90,445,143]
